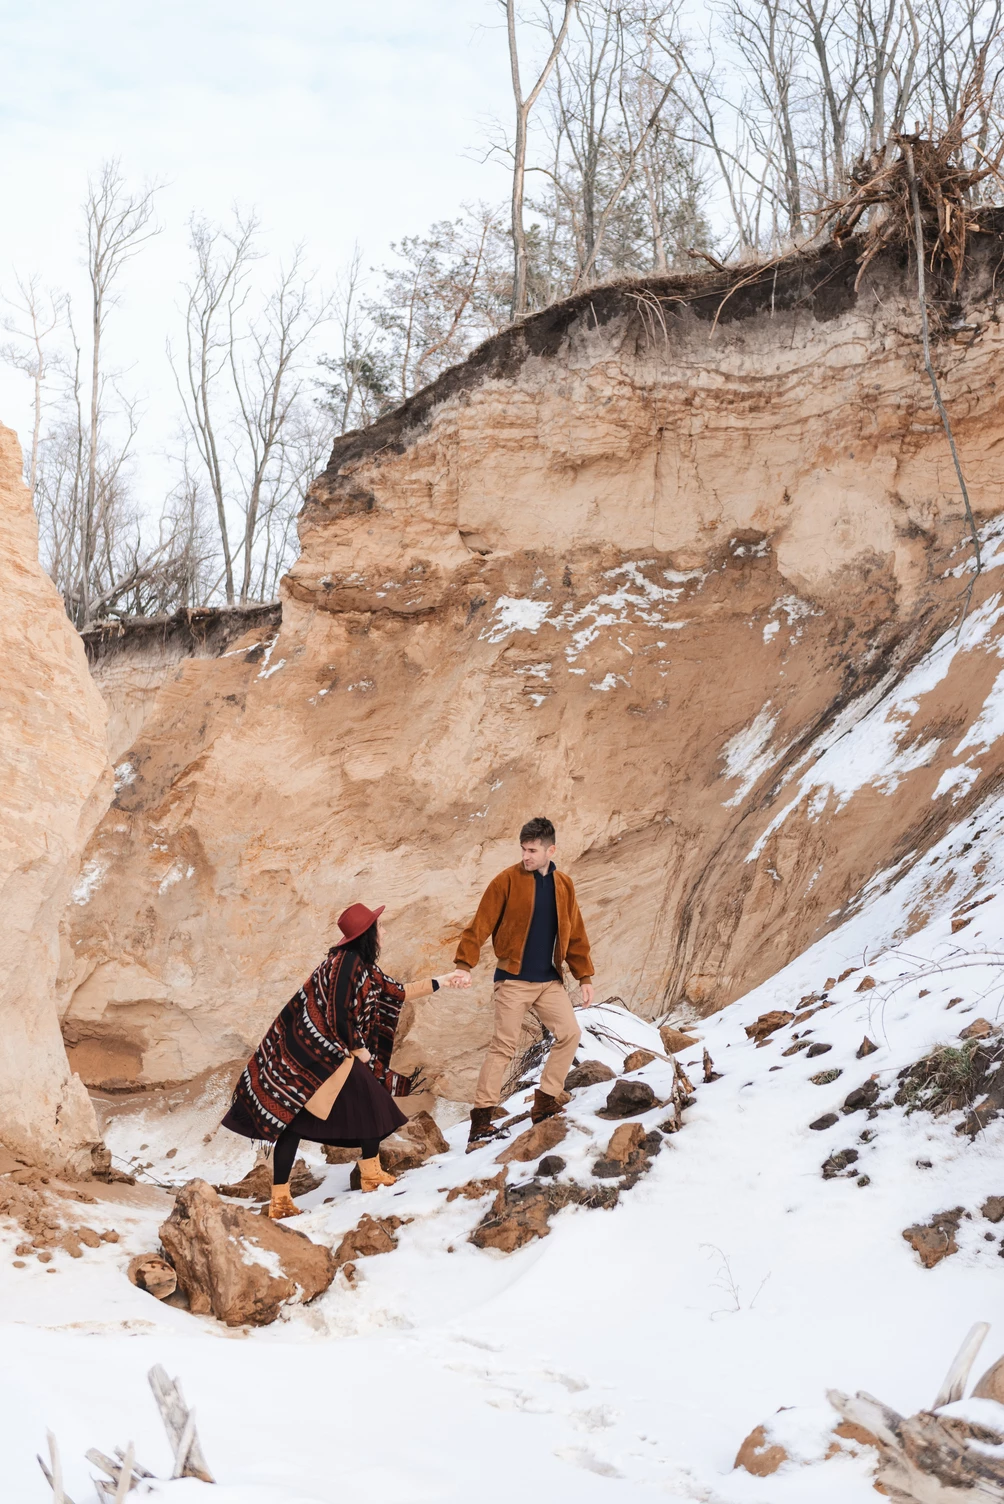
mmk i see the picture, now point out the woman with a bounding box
[222,902,464,1219]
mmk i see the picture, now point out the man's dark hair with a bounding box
[342,921,381,968]
[520,816,556,846]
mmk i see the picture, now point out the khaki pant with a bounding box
[473,979,581,1108]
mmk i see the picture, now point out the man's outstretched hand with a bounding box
[440,970,472,989]
[579,982,595,1007]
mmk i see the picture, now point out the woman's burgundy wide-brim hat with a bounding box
[333,902,385,947]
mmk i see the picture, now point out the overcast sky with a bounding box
[0,1,519,496]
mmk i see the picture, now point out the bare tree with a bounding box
[253,404,333,603]
[170,212,258,605]
[722,0,807,238]
[317,246,392,434]
[0,276,66,495]
[505,0,577,319]
[81,161,161,622]
[231,245,330,603]
[13,164,183,629]
[173,213,331,605]
[537,1,685,286]
[367,206,510,399]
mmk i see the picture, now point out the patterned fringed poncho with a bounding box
[223,947,411,1142]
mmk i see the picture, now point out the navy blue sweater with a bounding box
[494,863,561,983]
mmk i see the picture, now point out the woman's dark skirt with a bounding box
[222,1058,407,1146]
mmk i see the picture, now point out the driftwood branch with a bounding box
[39,1365,215,1499]
[113,1443,135,1504]
[828,1322,1004,1502]
[84,1445,151,1500]
[933,1323,991,1409]
[148,1364,215,1483]
[37,1432,76,1504]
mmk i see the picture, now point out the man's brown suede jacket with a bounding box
[454,862,594,981]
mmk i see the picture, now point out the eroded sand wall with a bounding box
[61,236,1004,1100]
[0,425,110,1170]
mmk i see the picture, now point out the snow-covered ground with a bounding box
[7,793,1004,1501]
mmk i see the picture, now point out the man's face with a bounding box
[521,839,555,873]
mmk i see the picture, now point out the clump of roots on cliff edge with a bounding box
[816,47,1004,293]
[810,45,1004,619]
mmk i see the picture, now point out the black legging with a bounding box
[272,1127,383,1187]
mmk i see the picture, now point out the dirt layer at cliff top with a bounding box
[313,209,1004,501]
[83,602,282,667]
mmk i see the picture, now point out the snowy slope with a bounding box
[7,799,1004,1501]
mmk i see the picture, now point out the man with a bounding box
[453,816,595,1148]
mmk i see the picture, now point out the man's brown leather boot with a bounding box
[467,1106,497,1151]
[531,1089,566,1124]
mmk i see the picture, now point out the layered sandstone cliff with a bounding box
[0,425,110,1171]
[59,230,1004,1101]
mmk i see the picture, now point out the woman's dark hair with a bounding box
[341,921,380,968]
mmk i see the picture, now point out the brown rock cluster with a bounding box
[0,1160,116,1266]
[470,1179,619,1254]
[333,1213,405,1267]
[159,1179,336,1326]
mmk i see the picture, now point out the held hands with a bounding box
[436,970,472,990]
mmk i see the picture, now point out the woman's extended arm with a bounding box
[401,971,469,1003]
[351,968,468,1063]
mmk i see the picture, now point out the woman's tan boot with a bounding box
[357,1156,396,1192]
[268,1184,301,1219]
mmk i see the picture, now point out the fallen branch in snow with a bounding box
[828,1322,1004,1502]
[86,1446,154,1500]
[37,1365,215,1499]
[37,1431,76,1504]
[148,1365,215,1483]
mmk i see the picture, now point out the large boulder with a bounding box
[0,424,110,1172]
[378,1111,449,1174]
[159,1179,336,1326]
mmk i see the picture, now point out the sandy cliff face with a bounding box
[0,425,110,1171]
[60,234,1004,1102]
